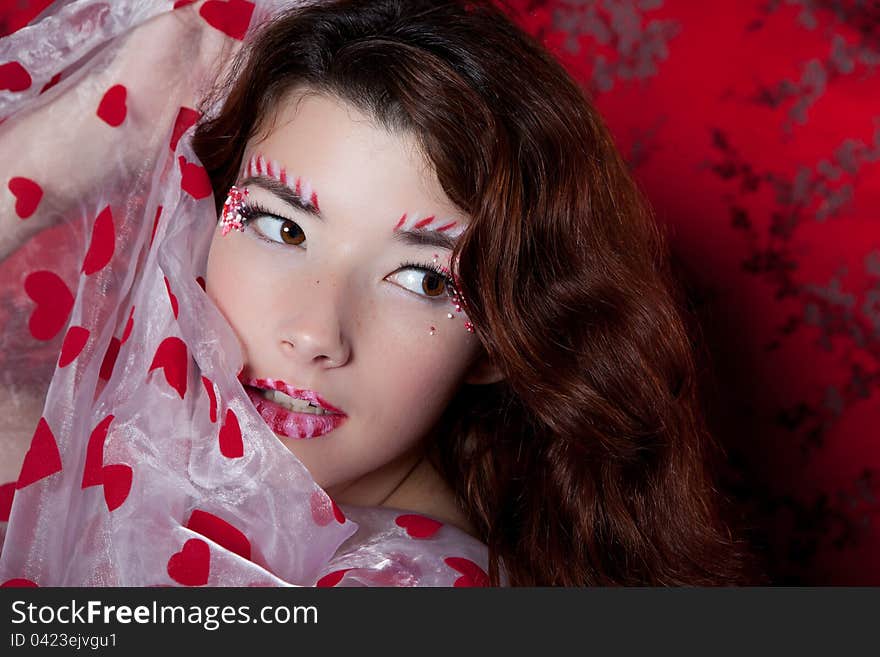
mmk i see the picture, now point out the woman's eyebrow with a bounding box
[240,175,322,219]
[392,227,456,250]
[392,213,464,250]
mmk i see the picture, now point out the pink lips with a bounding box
[242,377,347,440]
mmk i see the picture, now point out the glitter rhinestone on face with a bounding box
[220,186,249,236]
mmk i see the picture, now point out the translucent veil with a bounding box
[0,0,491,587]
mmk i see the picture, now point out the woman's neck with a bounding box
[326,448,478,539]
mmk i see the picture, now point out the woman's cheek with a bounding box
[383,324,472,402]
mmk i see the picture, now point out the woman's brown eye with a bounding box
[421,271,447,297]
[280,220,305,245]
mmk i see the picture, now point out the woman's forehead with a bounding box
[242,93,468,240]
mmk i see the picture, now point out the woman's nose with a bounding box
[279,330,351,368]
[277,280,352,369]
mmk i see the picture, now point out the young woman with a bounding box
[0,0,750,586]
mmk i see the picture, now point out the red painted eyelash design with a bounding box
[245,154,319,210]
[393,212,464,239]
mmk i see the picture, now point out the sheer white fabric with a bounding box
[0,0,490,587]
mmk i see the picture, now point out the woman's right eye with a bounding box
[250,214,306,246]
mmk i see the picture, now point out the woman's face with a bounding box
[205,91,494,504]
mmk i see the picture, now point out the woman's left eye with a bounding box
[250,214,306,246]
[386,266,452,300]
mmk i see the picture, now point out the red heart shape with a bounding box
[120,306,135,345]
[163,276,179,319]
[102,464,132,512]
[199,0,255,41]
[148,336,188,399]
[167,538,210,586]
[395,514,443,539]
[0,481,15,522]
[173,0,199,8]
[96,84,127,127]
[186,509,251,560]
[1,579,38,588]
[316,569,353,587]
[99,336,121,381]
[82,205,115,275]
[16,418,62,489]
[150,206,162,247]
[201,376,218,423]
[196,276,206,291]
[8,177,43,219]
[81,415,114,489]
[170,106,201,151]
[40,72,62,95]
[58,325,89,368]
[218,408,243,458]
[0,61,32,92]
[178,155,213,200]
[332,499,346,523]
[24,270,73,341]
[309,490,346,526]
[443,557,489,587]
[444,557,489,587]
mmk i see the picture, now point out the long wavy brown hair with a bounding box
[193,0,754,585]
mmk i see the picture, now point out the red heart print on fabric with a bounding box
[163,276,179,319]
[218,408,243,458]
[199,0,255,41]
[58,325,89,368]
[332,499,345,523]
[395,514,443,539]
[96,84,127,127]
[167,538,210,586]
[170,107,201,151]
[16,418,62,489]
[99,336,121,382]
[148,337,188,399]
[82,205,115,275]
[196,276,206,291]
[201,376,218,423]
[102,464,132,512]
[444,557,489,587]
[8,177,42,219]
[39,72,62,95]
[1,579,38,588]
[24,270,73,341]
[0,481,15,521]
[186,510,252,560]
[120,306,135,345]
[150,206,162,247]
[81,415,114,489]
[309,490,346,526]
[178,156,213,200]
[173,0,199,8]
[316,569,353,588]
[0,61,32,92]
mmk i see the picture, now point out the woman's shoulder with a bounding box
[315,504,491,587]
